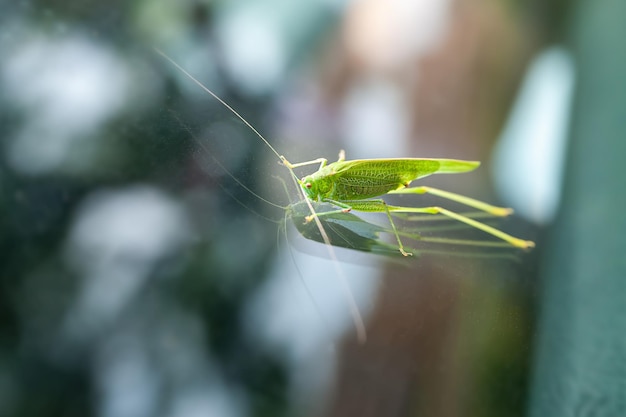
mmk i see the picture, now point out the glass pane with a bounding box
[1,1,622,417]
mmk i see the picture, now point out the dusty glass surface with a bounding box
[1,1,624,417]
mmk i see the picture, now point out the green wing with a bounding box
[332,158,480,182]
[315,158,479,200]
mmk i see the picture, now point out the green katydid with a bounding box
[156,48,534,342]
[289,150,535,256]
[155,49,535,258]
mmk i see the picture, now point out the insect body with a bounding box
[155,48,534,342]
[287,151,535,256]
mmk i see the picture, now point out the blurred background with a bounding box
[1,1,624,416]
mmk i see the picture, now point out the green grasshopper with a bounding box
[156,48,534,342]
[285,150,534,256]
[155,49,535,258]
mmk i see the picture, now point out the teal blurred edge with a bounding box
[528,0,626,415]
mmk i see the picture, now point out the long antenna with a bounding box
[155,47,367,342]
[154,49,285,163]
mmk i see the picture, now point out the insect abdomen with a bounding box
[318,158,479,201]
[333,171,407,199]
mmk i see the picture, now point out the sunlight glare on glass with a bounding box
[344,0,452,71]
[492,47,575,225]
[166,384,247,417]
[216,6,287,95]
[2,34,132,175]
[340,78,410,158]
[63,186,191,343]
[96,339,160,417]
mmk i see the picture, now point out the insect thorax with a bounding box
[301,174,334,201]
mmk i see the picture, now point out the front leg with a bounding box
[283,157,328,170]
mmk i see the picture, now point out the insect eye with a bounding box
[305,183,312,189]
